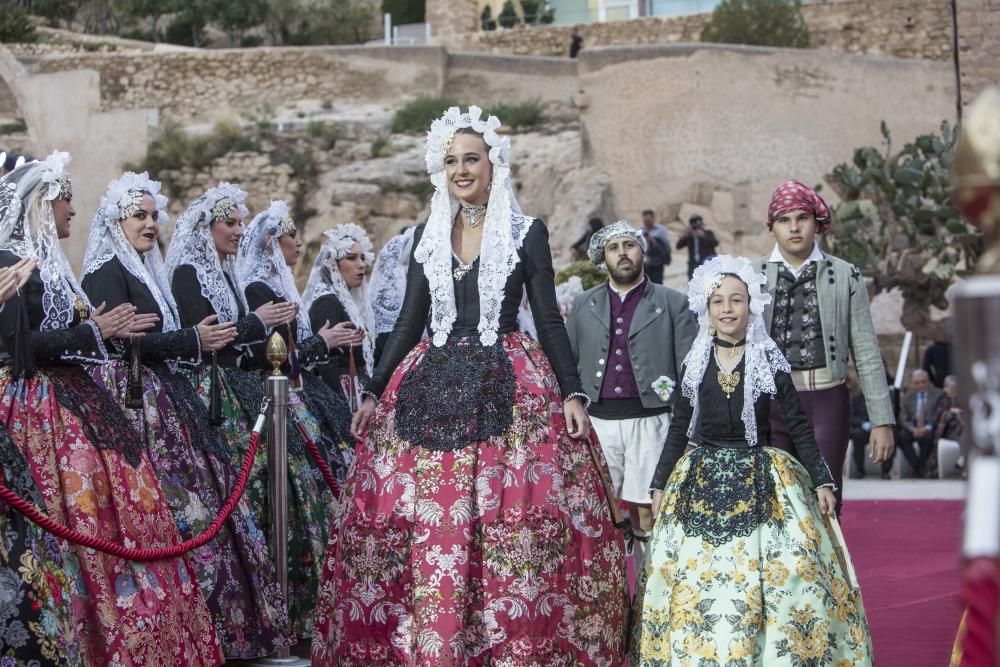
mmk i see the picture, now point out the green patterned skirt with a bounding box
[631,446,873,666]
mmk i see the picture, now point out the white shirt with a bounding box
[768,241,824,278]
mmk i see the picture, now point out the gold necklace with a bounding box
[714,346,741,399]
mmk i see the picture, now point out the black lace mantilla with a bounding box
[673,446,779,547]
[0,421,45,506]
[395,338,516,452]
[46,367,144,467]
[149,363,230,460]
[224,367,307,457]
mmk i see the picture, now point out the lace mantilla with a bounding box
[236,200,311,341]
[81,172,180,337]
[369,227,415,336]
[417,106,533,348]
[0,152,92,331]
[164,182,250,325]
[302,223,375,376]
[681,255,790,447]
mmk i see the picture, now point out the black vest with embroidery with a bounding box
[770,263,826,370]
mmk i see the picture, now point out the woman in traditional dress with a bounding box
[369,226,415,365]
[166,184,335,638]
[311,106,628,666]
[0,152,221,665]
[236,199,354,483]
[303,223,372,400]
[80,172,293,659]
[632,254,873,665]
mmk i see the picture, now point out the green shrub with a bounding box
[0,5,38,43]
[392,95,462,134]
[701,0,810,48]
[556,261,607,290]
[498,1,519,29]
[305,120,343,149]
[481,5,496,31]
[485,100,545,130]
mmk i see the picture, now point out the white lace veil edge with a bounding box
[369,227,415,336]
[0,154,90,331]
[680,255,791,447]
[416,106,533,348]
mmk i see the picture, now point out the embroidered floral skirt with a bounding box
[90,361,293,658]
[0,366,221,666]
[311,332,629,666]
[631,446,874,666]
[0,421,79,665]
[185,366,338,638]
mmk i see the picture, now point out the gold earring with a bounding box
[709,326,717,337]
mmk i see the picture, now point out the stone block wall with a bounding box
[956,0,1000,105]
[436,0,953,62]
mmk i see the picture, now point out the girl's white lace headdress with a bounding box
[164,182,250,324]
[0,151,90,330]
[681,254,790,447]
[236,200,311,340]
[81,171,180,333]
[418,105,533,347]
[370,226,415,336]
[302,222,375,375]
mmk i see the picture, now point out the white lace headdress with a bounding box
[681,255,791,447]
[419,105,533,347]
[302,223,375,375]
[369,227,415,336]
[236,200,311,340]
[0,151,91,330]
[81,171,180,332]
[164,182,250,324]
[587,219,647,268]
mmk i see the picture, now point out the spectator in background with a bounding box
[640,209,670,284]
[936,374,966,476]
[896,369,944,478]
[676,213,720,279]
[570,217,603,261]
[569,27,583,58]
[922,340,952,388]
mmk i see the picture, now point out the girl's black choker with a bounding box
[714,337,747,348]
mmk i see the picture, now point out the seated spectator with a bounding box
[935,374,966,476]
[896,369,944,478]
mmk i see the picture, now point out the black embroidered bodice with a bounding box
[171,263,265,368]
[366,220,584,400]
[307,290,366,388]
[650,354,835,491]
[244,281,329,373]
[81,256,200,366]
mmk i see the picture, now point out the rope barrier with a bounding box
[293,420,342,498]
[0,410,268,562]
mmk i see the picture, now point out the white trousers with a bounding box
[591,412,671,505]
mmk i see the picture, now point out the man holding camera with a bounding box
[676,213,719,279]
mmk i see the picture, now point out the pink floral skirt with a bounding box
[311,333,629,666]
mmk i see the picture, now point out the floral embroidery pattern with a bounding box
[312,333,628,666]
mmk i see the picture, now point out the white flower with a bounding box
[652,375,675,402]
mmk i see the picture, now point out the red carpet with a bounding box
[841,500,964,667]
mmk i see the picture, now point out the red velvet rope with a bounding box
[0,419,264,562]
[293,421,342,498]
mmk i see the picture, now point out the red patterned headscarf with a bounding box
[767,180,832,233]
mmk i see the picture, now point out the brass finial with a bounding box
[265,332,288,376]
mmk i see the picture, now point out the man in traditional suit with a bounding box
[566,220,696,568]
[756,180,895,515]
[896,369,945,478]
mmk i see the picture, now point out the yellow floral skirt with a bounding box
[631,446,873,666]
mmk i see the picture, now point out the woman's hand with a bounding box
[317,320,365,349]
[254,301,297,327]
[0,258,35,303]
[90,302,136,340]
[196,315,237,352]
[117,313,159,338]
[350,395,377,440]
[817,487,836,516]
[651,489,664,518]
[564,396,590,440]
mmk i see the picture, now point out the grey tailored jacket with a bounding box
[566,280,697,410]
[755,252,895,427]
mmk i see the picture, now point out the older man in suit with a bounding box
[566,220,696,569]
[896,369,944,478]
